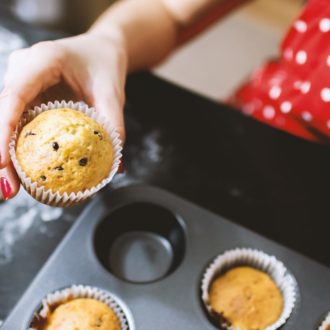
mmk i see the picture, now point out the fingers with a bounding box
[0,41,64,168]
[94,89,126,175]
[0,90,26,167]
[94,89,126,142]
[0,161,20,201]
[89,36,127,143]
[92,77,126,143]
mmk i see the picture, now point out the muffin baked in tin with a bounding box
[29,285,129,330]
[319,312,330,330]
[201,248,297,330]
[208,266,283,329]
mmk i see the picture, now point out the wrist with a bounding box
[88,23,128,56]
[88,25,128,71]
[56,28,128,75]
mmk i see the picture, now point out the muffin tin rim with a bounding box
[3,184,330,330]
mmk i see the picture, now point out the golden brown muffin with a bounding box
[16,108,113,194]
[209,266,283,330]
[43,298,121,330]
[325,325,330,330]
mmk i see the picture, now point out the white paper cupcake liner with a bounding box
[29,284,130,330]
[201,248,297,330]
[319,312,330,330]
[9,100,123,207]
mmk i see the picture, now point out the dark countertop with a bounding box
[1,5,330,321]
[125,72,330,266]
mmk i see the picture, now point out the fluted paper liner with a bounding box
[201,248,297,330]
[9,101,122,207]
[29,285,130,330]
[319,312,330,330]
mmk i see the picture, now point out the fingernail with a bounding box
[118,159,125,174]
[0,177,12,201]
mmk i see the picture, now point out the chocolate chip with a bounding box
[94,318,103,327]
[40,175,46,181]
[55,166,64,171]
[79,158,88,166]
[94,130,103,140]
[25,131,36,137]
[52,142,59,151]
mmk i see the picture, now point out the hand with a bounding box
[0,30,128,200]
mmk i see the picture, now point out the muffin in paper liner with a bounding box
[29,284,131,330]
[9,100,122,207]
[319,312,330,330]
[201,248,297,330]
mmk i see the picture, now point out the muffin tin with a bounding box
[3,184,330,329]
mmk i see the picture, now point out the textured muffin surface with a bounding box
[209,266,283,330]
[44,298,121,330]
[16,108,113,194]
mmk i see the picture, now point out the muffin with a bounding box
[16,108,113,195]
[30,285,128,330]
[42,298,121,330]
[209,266,283,330]
[319,312,330,330]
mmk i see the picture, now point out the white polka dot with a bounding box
[301,111,312,122]
[294,80,311,94]
[280,101,292,114]
[296,51,307,65]
[321,88,330,102]
[327,55,330,67]
[293,81,302,89]
[294,20,307,32]
[283,48,293,60]
[269,86,281,99]
[263,106,275,119]
[300,81,311,94]
[326,120,330,129]
[320,18,330,32]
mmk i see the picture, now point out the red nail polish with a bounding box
[118,160,125,174]
[0,177,12,201]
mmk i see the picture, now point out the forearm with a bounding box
[89,0,251,72]
[89,0,179,72]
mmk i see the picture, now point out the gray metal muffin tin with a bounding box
[3,185,330,329]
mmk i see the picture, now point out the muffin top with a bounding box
[16,108,113,194]
[43,298,121,330]
[209,266,283,330]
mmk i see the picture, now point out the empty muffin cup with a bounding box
[9,101,122,207]
[319,312,330,330]
[29,284,130,330]
[201,248,297,330]
[94,202,186,284]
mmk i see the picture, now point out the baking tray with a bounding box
[3,184,330,329]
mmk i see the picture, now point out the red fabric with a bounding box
[179,0,252,44]
[233,0,330,142]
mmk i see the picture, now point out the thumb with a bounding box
[92,84,126,144]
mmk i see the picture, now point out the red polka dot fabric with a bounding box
[233,0,330,143]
